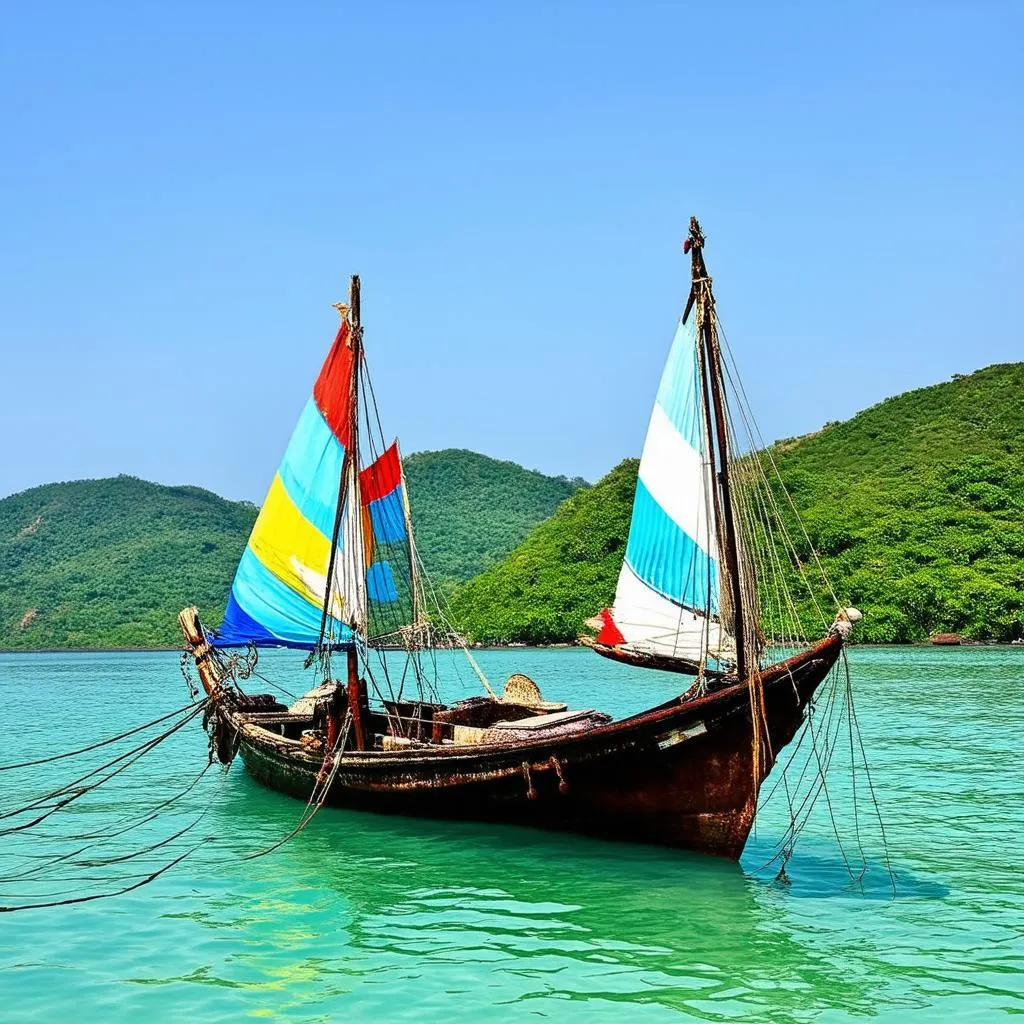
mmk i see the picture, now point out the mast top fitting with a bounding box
[684,216,705,254]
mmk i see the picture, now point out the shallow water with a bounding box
[0,646,1021,1021]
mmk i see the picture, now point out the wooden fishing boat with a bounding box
[180,219,859,859]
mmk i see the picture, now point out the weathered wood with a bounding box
[180,602,842,859]
[579,634,724,678]
[177,606,223,697]
[347,648,368,751]
[690,218,748,679]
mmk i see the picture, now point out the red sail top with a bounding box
[313,320,355,448]
[360,442,402,504]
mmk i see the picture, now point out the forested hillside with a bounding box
[449,460,637,643]
[403,449,585,585]
[450,364,1024,645]
[4,367,1020,649]
[0,477,257,648]
[0,452,583,649]
[767,363,1024,642]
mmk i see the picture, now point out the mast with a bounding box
[315,289,356,654]
[687,218,749,680]
[347,275,362,490]
[345,275,368,749]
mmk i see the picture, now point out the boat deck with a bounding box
[235,693,613,754]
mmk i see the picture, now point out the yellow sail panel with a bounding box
[248,472,333,610]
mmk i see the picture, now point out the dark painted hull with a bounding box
[223,636,843,859]
[580,635,722,678]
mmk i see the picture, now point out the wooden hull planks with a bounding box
[186,620,842,860]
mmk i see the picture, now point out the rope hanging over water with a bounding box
[0,696,221,912]
[0,660,361,912]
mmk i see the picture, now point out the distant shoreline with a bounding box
[0,644,574,655]
[0,646,182,654]
[1,641,1022,655]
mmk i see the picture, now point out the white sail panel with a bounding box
[333,463,368,631]
[612,563,733,663]
[603,314,732,667]
[637,402,717,562]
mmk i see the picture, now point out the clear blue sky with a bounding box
[1,1,1020,502]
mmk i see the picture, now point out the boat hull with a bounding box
[229,636,843,859]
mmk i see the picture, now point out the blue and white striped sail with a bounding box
[611,313,735,665]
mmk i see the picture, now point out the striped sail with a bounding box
[359,440,418,640]
[600,314,734,667]
[213,320,410,649]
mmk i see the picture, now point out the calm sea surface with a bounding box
[0,646,1020,1021]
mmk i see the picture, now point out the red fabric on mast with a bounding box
[312,321,355,447]
[359,442,402,504]
[596,608,626,646]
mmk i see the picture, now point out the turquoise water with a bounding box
[0,647,1021,1021]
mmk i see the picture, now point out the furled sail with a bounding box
[596,313,735,669]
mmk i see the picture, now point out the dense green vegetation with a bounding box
[449,460,637,643]
[766,363,1024,643]
[403,449,584,586]
[450,365,1024,645]
[4,367,1021,649]
[0,451,583,649]
[0,476,257,649]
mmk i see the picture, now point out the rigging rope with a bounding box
[0,699,205,773]
[693,289,891,888]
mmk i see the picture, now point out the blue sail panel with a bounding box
[278,397,347,539]
[367,561,399,604]
[367,487,407,545]
[214,547,353,649]
[624,479,720,615]
[654,316,704,451]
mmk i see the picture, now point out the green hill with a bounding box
[403,449,585,585]
[450,364,1024,645]
[767,362,1024,642]
[449,459,637,644]
[0,452,584,649]
[5,367,1021,650]
[0,476,257,649]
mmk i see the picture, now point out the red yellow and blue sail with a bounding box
[213,319,409,649]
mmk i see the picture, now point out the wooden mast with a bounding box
[345,274,369,750]
[688,218,748,680]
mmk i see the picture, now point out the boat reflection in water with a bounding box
[189,767,897,1023]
